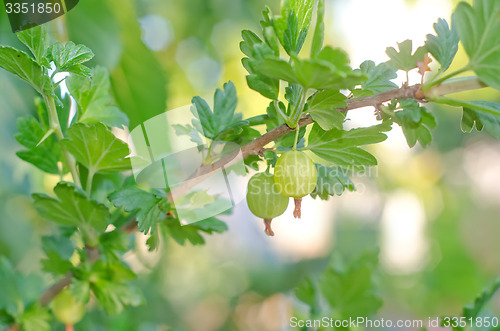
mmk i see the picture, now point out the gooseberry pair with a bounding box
[246,151,317,236]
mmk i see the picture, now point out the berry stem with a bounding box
[293,198,302,218]
[264,219,275,236]
[292,126,300,151]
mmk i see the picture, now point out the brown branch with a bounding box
[26,79,480,318]
[242,84,422,157]
[39,272,73,306]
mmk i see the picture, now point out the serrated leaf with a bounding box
[386,40,427,72]
[99,231,130,263]
[16,25,50,67]
[425,18,459,73]
[396,99,423,123]
[273,0,314,55]
[356,60,398,95]
[0,46,52,95]
[453,0,500,90]
[306,123,390,166]
[172,124,204,146]
[164,217,228,246]
[295,278,317,308]
[62,123,131,175]
[108,187,167,235]
[92,280,143,315]
[391,100,435,148]
[88,261,143,314]
[285,83,302,106]
[107,0,168,129]
[461,108,483,133]
[460,101,500,138]
[191,81,246,140]
[65,64,93,79]
[319,251,382,318]
[462,279,500,320]
[311,164,356,200]
[254,51,366,90]
[310,0,325,58]
[260,7,280,57]
[240,30,263,57]
[246,74,279,100]
[0,258,45,316]
[40,235,75,275]
[308,90,346,130]
[33,182,110,245]
[19,304,50,331]
[265,102,307,148]
[48,41,94,71]
[67,66,128,127]
[15,116,63,174]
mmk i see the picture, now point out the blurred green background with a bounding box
[0,0,499,330]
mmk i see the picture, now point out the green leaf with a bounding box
[61,123,131,175]
[356,60,398,95]
[172,124,204,146]
[255,51,366,90]
[260,7,280,57]
[15,116,63,174]
[19,304,50,331]
[425,18,459,73]
[307,90,346,131]
[240,30,264,57]
[164,217,228,246]
[99,231,130,263]
[273,0,314,55]
[386,39,427,72]
[214,81,238,127]
[253,57,298,82]
[47,41,94,71]
[16,25,50,67]
[108,0,168,129]
[265,101,307,148]
[240,29,280,100]
[390,100,436,148]
[394,99,422,123]
[191,81,246,139]
[461,101,500,138]
[0,46,52,95]
[108,187,168,235]
[462,279,500,320]
[88,261,143,314]
[319,250,382,318]
[310,0,325,58]
[33,182,110,246]
[311,164,356,200]
[65,64,93,79]
[67,66,129,127]
[283,11,308,55]
[306,123,390,166]
[453,0,500,90]
[246,74,279,100]
[0,257,45,316]
[295,278,317,308]
[40,235,75,275]
[92,281,143,314]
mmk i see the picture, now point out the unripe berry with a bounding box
[274,151,317,218]
[246,172,289,236]
[53,289,85,326]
